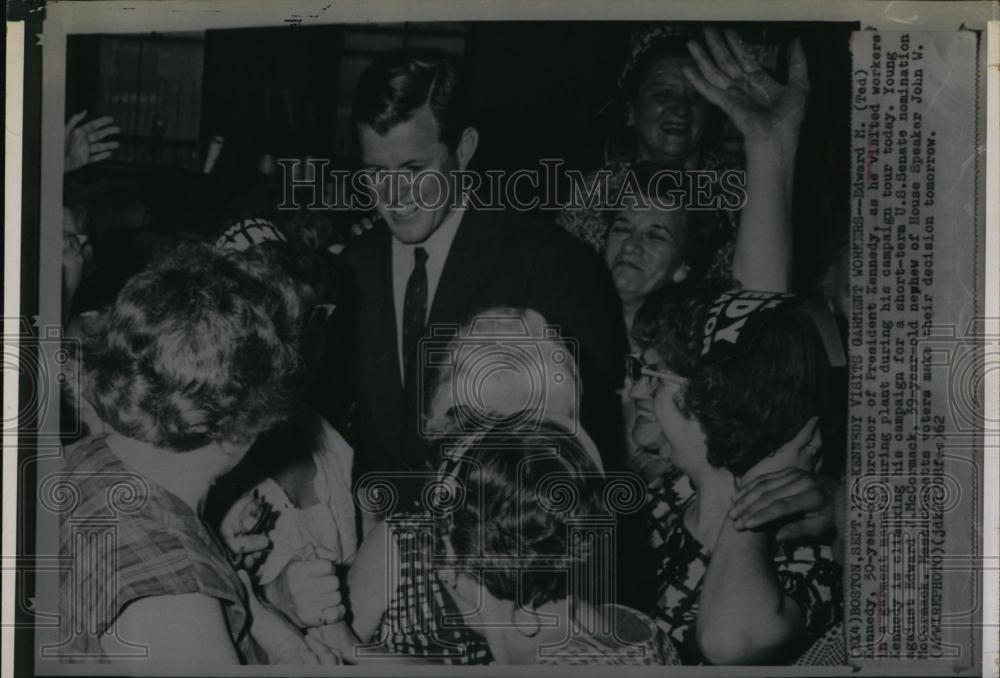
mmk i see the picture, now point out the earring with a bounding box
[513,605,542,639]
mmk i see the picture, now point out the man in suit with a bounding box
[341,51,628,509]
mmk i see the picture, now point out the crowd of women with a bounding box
[57,24,847,668]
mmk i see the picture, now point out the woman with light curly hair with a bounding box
[58,244,341,668]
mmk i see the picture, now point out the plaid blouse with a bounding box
[378,521,493,664]
[378,519,679,666]
[534,604,680,665]
[643,472,842,665]
[57,436,263,663]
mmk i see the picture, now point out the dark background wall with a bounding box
[65,20,855,300]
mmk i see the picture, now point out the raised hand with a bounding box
[238,570,342,664]
[65,110,120,172]
[683,27,809,153]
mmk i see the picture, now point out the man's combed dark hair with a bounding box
[82,243,306,451]
[351,50,471,151]
[633,280,829,476]
[439,418,609,610]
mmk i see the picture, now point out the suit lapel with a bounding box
[427,209,505,329]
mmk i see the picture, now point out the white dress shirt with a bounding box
[391,205,466,381]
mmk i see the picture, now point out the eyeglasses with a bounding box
[624,354,685,389]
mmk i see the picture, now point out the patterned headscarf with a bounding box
[617,23,702,93]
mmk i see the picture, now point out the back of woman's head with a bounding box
[422,308,580,439]
[634,281,830,475]
[437,417,608,610]
[82,243,305,451]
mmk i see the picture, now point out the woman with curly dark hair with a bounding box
[59,244,341,667]
[627,281,842,665]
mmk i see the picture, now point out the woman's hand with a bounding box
[263,544,346,628]
[309,623,359,662]
[219,494,273,572]
[65,110,120,172]
[239,570,342,664]
[729,468,838,542]
[683,27,809,155]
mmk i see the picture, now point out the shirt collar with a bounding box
[392,203,466,262]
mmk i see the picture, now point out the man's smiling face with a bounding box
[358,104,460,245]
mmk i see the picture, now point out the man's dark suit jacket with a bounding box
[340,207,629,497]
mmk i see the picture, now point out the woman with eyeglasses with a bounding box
[627,282,841,665]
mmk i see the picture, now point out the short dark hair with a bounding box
[633,281,829,476]
[82,243,306,451]
[351,50,471,152]
[438,418,609,610]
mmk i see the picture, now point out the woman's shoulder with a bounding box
[60,438,247,647]
[64,433,116,472]
[700,144,745,171]
[555,157,635,252]
[772,537,843,648]
[60,435,162,528]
